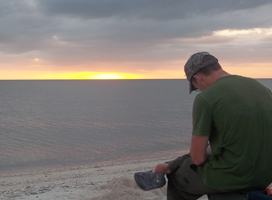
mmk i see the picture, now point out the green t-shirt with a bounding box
[193,75,272,192]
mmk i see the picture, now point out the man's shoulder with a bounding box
[203,75,261,94]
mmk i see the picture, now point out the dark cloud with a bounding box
[0,0,272,72]
[0,1,32,18]
[37,0,271,21]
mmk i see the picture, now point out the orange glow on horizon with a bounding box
[223,62,272,79]
[0,62,271,80]
[79,72,140,79]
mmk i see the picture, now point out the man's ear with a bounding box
[194,74,203,82]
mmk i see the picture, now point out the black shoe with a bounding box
[134,171,166,191]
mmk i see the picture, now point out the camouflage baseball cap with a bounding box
[184,52,218,93]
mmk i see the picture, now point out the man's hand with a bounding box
[152,163,171,174]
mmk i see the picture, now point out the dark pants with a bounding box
[166,154,222,200]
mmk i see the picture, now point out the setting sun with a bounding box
[88,73,126,79]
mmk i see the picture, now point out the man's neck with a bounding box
[207,69,230,86]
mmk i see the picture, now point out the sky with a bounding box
[0,0,272,80]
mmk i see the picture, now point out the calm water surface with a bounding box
[0,79,271,172]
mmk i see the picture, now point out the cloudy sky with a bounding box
[0,0,271,79]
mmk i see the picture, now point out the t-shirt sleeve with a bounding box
[192,94,212,137]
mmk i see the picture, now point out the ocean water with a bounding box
[0,79,271,172]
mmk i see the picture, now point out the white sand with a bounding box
[0,157,207,200]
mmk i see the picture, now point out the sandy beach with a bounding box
[0,155,207,200]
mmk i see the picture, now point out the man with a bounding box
[135,52,272,199]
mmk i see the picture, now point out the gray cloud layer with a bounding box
[38,0,270,21]
[1,0,272,71]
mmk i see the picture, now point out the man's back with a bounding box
[193,75,272,192]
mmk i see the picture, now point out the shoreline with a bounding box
[0,157,169,200]
[0,152,207,200]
